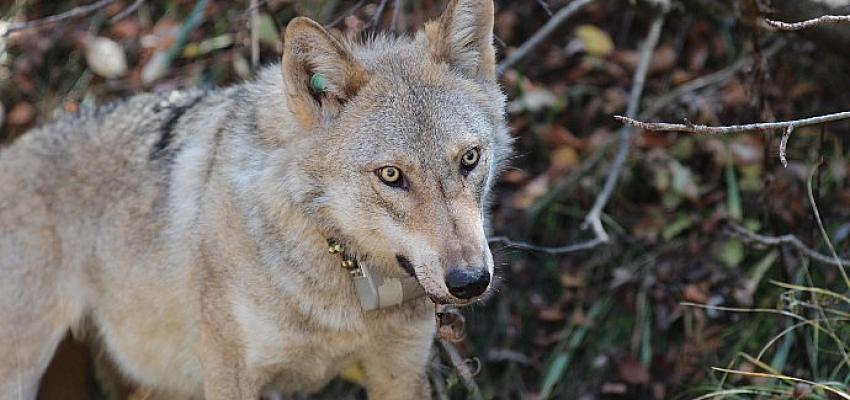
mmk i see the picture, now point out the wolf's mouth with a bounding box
[394,254,416,277]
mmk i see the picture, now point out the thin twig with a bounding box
[326,0,367,28]
[639,39,785,120]
[439,340,483,400]
[616,111,850,135]
[3,0,118,37]
[488,235,606,255]
[243,0,268,16]
[140,0,207,84]
[488,2,669,255]
[727,223,850,267]
[582,1,669,241]
[527,138,613,218]
[766,15,850,31]
[369,0,390,29]
[110,0,144,23]
[616,111,850,166]
[250,0,260,68]
[496,0,595,75]
[390,0,402,32]
[536,0,554,17]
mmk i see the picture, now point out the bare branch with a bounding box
[110,0,144,23]
[766,15,850,31]
[536,0,554,17]
[488,236,606,255]
[2,0,118,37]
[779,126,793,168]
[582,4,667,242]
[369,0,390,29]
[242,0,268,17]
[496,0,595,75]
[616,111,850,135]
[390,0,402,32]
[616,111,850,166]
[249,0,260,68]
[727,223,850,267]
[326,0,366,28]
[489,2,670,255]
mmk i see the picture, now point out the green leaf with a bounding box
[575,25,614,57]
[257,14,279,46]
[717,238,745,268]
[662,215,693,240]
[725,163,743,220]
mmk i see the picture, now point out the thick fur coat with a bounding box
[0,0,511,398]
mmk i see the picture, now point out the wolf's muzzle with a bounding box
[444,268,490,299]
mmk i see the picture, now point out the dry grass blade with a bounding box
[711,368,850,399]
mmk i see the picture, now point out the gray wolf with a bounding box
[0,0,511,398]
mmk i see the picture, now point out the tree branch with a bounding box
[488,235,607,255]
[326,0,366,28]
[369,0,390,29]
[639,39,785,120]
[615,112,850,167]
[727,223,850,267]
[110,0,144,23]
[766,15,850,31]
[582,3,668,241]
[496,0,595,76]
[2,0,118,37]
[249,0,260,68]
[390,0,403,32]
[616,111,850,135]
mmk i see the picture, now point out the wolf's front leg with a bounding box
[361,324,435,400]
[362,353,432,400]
[198,326,262,400]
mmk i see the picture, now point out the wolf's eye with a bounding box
[377,166,406,188]
[460,148,480,173]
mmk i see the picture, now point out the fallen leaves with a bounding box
[84,36,128,79]
[617,357,651,385]
[7,102,34,126]
[575,24,614,58]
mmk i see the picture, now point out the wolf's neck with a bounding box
[214,108,365,330]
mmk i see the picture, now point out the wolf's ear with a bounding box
[425,0,496,82]
[282,17,369,129]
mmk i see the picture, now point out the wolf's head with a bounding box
[280,0,511,305]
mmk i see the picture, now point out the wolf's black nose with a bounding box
[445,268,490,299]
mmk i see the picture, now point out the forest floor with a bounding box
[2,0,850,399]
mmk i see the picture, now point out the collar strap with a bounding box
[327,240,426,311]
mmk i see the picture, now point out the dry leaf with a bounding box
[84,36,128,79]
[575,24,614,57]
[617,357,651,384]
[8,102,35,125]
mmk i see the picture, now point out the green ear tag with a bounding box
[310,73,327,93]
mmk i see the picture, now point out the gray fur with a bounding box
[0,1,510,398]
